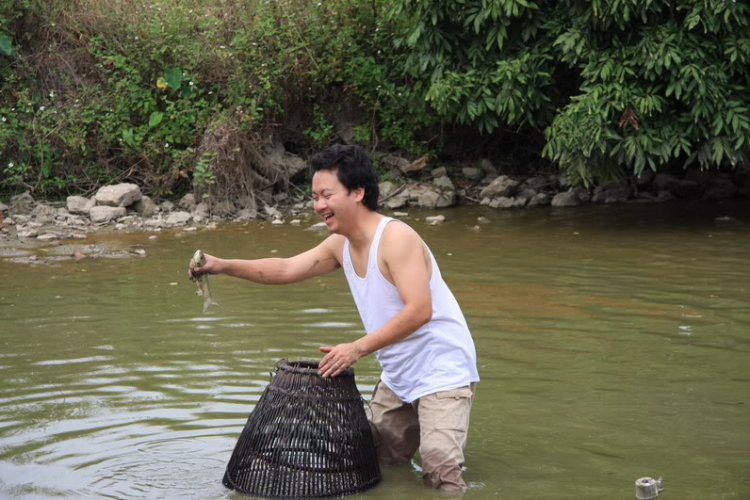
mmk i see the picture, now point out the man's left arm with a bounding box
[319,224,432,377]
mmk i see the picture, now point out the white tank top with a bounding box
[342,217,480,403]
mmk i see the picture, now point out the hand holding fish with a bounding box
[189,249,219,313]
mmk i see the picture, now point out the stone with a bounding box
[194,202,210,217]
[685,169,711,186]
[462,167,481,180]
[393,212,409,217]
[290,219,301,225]
[592,179,632,203]
[489,197,527,209]
[551,191,582,207]
[635,169,656,188]
[263,205,283,220]
[236,195,258,211]
[480,197,491,206]
[417,190,440,209]
[0,202,7,212]
[516,188,537,200]
[653,174,700,198]
[144,216,164,227]
[433,176,455,191]
[436,191,456,208]
[132,196,157,217]
[526,176,550,191]
[528,193,551,206]
[385,196,408,209]
[10,192,35,214]
[479,175,520,199]
[655,190,676,203]
[90,206,127,223]
[17,229,39,238]
[702,177,738,201]
[31,203,58,223]
[37,233,61,241]
[480,159,498,174]
[425,215,445,224]
[235,208,257,221]
[273,192,289,203]
[271,219,285,225]
[95,183,142,207]
[731,164,750,188]
[179,193,196,211]
[212,200,236,217]
[261,141,308,178]
[67,196,93,214]
[165,211,192,225]
[477,217,491,224]
[382,154,427,174]
[160,201,175,212]
[431,167,448,178]
[379,181,396,198]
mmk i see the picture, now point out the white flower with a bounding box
[1,117,5,122]
[49,91,55,98]
[165,143,170,148]
[189,81,194,86]
[39,106,45,111]
[208,91,213,95]
[8,162,14,167]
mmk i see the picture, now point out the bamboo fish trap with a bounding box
[222,360,381,498]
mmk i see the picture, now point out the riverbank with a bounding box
[1,162,749,266]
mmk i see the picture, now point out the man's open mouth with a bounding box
[322,213,334,221]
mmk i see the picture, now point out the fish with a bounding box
[192,249,218,313]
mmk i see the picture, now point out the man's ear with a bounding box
[352,187,365,202]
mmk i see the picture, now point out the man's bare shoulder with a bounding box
[320,233,347,262]
[381,219,424,253]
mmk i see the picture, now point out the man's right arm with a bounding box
[190,235,342,285]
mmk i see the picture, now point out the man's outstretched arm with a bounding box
[319,223,432,377]
[189,235,342,285]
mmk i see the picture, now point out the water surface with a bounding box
[1,202,749,499]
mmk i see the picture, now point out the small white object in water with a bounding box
[170,282,178,286]
[393,212,408,217]
[271,219,284,225]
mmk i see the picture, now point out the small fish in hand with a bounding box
[191,249,218,313]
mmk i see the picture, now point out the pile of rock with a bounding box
[373,152,750,210]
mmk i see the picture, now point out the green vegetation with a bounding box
[0,0,748,198]
[391,0,750,184]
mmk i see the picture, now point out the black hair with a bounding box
[309,144,380,211]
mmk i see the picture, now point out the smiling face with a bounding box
[312,169,364,234]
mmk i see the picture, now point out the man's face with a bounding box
[311,169,362,234]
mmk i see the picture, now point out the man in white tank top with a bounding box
[190,145,480,491]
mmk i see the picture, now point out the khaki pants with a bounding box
[368,380,476,490]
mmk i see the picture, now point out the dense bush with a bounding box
[1,0,748,198]
[390,0,750,184]
[0,0,435,198]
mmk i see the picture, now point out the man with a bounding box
[189,144,479,490]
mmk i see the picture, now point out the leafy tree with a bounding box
[390,0,750,183]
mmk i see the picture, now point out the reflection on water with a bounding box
[1,202,749,499]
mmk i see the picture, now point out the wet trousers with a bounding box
[367,380,476,490]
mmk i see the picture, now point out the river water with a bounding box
[1,202,749,499]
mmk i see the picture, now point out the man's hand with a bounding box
[318,342,363,378]
[188,252,222,281]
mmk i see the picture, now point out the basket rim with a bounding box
[276,358,354,377]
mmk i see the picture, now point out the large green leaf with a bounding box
[165,67,182,90]
[0,32,15,57]
[149,111,164,127]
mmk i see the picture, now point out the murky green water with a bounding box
[1,202,749,499]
